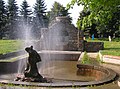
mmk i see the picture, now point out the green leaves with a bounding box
[68,0,120,38]
[81,52,91,64]
[20,0,32,19]
[33,0,48,28]
[66,0,76,9]
[7,0,18,19]
[68,0,120,26]
[34,0,47,16]
[48,1,71,22]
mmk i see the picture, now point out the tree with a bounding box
[107,7,120,37]
[7,0,18,21]
[33,0,48,38]
[68,0,120,26]
[77,10,98,38]
[48,1,71,22]
[67,0,120,37]
[6,0,19,39]
[34,0,48,28]
[0,0,7,39]
[20,0,32,21]
[18,0,33,39]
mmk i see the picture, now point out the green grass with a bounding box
[101,41,120,56]
[0,38,120,56]
[86,38,120,56]
[0,40,23,54]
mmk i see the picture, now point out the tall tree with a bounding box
[6,0,19,39]
[18,0,32,39]
[0,0,7,39]
[33,0,48,38]
[7,0,18,21]
[34,0,48,28]
[20,0,32,22]
[102,7,120,37]
[48,1,71,22]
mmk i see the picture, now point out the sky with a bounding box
[4,0,83,26]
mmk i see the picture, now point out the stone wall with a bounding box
[41,16,84,51]
[84,42,104,52]
[0,60,19,74]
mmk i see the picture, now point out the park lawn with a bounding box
[0,39,120,56]
[87,38,120,56]
[0,40,23,54]
[101,41,120,56]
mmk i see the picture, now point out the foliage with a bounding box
[18,0,33,39]
[47,1,71,22]
[6,0,19,39]
[67,0,120,38]
[67,0,120,25]
[0,0,7,39]
[96,54,102,63]
[33,0,49,38]
[7,0,18,20]
[95,7,120,38]
[81,51,91,64]
[34,0,48,27]
[20,0,32,21]
[106,7,120,37]
[0,0,49,39]
[34,0,46,16]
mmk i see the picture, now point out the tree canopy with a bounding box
[34,0,48,28]
[7,0,18,20]
[20,0,32,20]
[48,1,71,23]
[67,0,120,37]
[6,0,19,39]
[0,0,7,39]
[67,0,120,26]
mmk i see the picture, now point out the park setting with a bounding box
[0,0,120,89]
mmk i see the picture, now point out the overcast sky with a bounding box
[4,0,83,26]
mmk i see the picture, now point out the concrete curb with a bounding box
[99,51,120,65]
[0,50,25,59]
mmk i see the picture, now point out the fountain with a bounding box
[0,16,118,87]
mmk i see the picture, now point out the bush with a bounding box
[81,52,91,64]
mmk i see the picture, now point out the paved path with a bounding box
[87,52,98,58]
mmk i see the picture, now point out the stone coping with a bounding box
[0,64,117,87]
[39,50,82,54]
[99,52,120,65]
[0,50,82,62]
[104,55,120,60]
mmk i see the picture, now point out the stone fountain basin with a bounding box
[0,51,117,87]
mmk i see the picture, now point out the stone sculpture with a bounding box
[15,46,47,82]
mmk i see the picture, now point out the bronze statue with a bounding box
[15,46,47,82]
[24,46,41,77]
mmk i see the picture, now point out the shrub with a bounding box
[81,52,91,64]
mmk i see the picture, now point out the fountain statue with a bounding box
[15,46,47,82]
